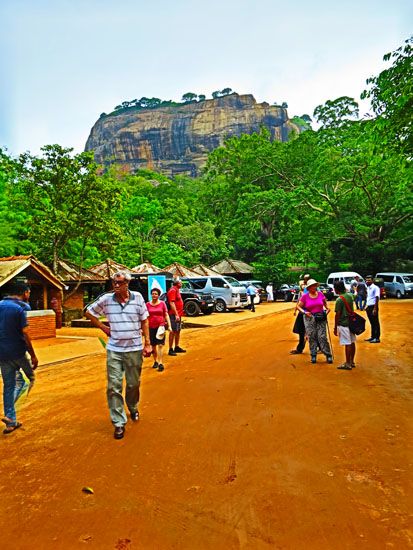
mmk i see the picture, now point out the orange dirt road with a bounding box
[1,301,412,549]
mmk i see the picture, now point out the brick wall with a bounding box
[26,310,56,340]
[63,287,84,309]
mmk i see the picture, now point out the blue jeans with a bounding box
[0,355,33,425]
[355,294,366,310]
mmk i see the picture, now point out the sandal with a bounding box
[3,422,22,434]
[289,350,302,355]
[337,363,352,370]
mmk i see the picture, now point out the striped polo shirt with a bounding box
[87,291,149,352]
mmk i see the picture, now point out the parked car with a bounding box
[182,276,248,312]
[161,285,215,318]
[318,283,335,301]
[373,277,387,300]
[375,272,413,298]
[274,284,299,302]
[241,280,268,304]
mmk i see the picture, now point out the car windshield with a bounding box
[224,277,243,287]
[402,276,413,283]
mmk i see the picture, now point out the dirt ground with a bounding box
[1,301,412,549]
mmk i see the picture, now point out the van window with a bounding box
[190,279,207,290]
[402,276,412,283]
[211,278,226,288]
[396,276,403,284]
[382,275,394,282]
[343,277,354,284]
[223,276,243,287]
[327,278,334,285]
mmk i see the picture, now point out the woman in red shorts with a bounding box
[146,288,171,372]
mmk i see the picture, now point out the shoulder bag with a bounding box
[339,295,366,335]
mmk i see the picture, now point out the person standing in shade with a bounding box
[365,275,381,343]
[334,280,356,370]
[167,277,186,356]
[355,276,367,311]
[0,280,38,434]
[146,288,171,372]
[246,283,257,312]
[85,271,151,440]
[266,282,274,302]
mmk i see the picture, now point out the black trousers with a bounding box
[366,305,381,339]
[249,295,255,311]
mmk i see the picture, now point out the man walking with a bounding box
[0,279,38,434]
[365,275,381,343]
[266,282,274,302]
[85,271,151,439]
[355,276,367,311]
[167,277,186,356]
[246,283,257,312]
[334,280,356,370]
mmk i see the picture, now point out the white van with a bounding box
[183,275,248,312]
[375,272,413,298]
[326,271,363,293]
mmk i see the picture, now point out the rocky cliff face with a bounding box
[85,94,299,177]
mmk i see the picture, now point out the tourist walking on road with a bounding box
[85,271,151,440]
[355,276,367,310]
[246,283,257,312]
[167,277,186,356]
[0,280,38,434]
[365,275,381,343]
[334,281,356,370]
[296,279,333,364]
[146,288,171,372]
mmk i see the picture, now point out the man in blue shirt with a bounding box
[0,280,38,434]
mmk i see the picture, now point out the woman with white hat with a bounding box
[296,279,333,364]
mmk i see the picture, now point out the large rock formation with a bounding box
[85,94,299,177]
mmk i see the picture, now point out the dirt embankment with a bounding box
[1,301,412,549]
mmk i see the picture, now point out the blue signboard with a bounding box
[147,275,166,301]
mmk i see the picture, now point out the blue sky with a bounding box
[1,0,412,155]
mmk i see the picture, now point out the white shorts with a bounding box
[338,326,356,345]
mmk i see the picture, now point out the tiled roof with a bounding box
[56,259,106,282]
[132,262,162,274]
[0,255,64,289]
[210,258,253,274]
[163,262,202,278]
[88,259,137,279]
[191,264,222,276]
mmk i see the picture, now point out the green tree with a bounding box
[182,92,197,103]
[14,145,122,273]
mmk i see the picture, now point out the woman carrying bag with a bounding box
[146,288,172,372]
[296,279,333,364]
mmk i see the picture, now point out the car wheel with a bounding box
[185,300,201,317]
[215,299,227,313]
[283,293,290,302]
[203,307,213,315]
[396,290,402,299]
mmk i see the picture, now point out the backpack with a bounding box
[339,295,366,335]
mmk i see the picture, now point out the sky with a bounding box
[1,0,412,156]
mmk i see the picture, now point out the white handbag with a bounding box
[156,325,166,339]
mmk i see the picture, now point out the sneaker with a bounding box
[168,348,177,356]
[130,411,139,422]
[152,361,159,369]
[174,346,186,353]
[158,364,164,372]
[369,338,381,343]
[311,355,317,364]
[337,363,352,370]
[114,426,125,439]
[364,337,373,342]
[326,355,333,364]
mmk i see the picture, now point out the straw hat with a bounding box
[306,278,319,288]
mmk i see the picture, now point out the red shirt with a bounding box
[146,301,167,329]
[167,286,184,317]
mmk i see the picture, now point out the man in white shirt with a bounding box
[365,275,381,343]
[266,283,274,302]
[86,271,151,439]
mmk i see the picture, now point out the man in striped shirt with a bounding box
[86,271,151,439]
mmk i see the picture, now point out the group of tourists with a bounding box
[0,269,383,441]
[290,273,381,371]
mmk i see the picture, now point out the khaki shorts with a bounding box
[338,326,356,345]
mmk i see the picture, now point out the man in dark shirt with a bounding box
[0,280,38,434]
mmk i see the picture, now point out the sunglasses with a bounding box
[113,280,127,286]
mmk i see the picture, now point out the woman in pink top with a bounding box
[297,279,333,364]
[146,288,171,372]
